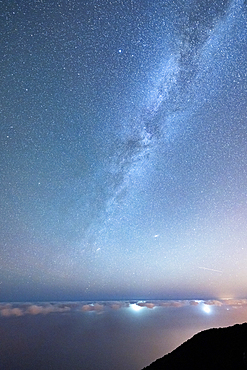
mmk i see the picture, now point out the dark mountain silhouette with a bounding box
[143,323,247,370]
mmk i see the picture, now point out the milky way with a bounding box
[1,0,247,301]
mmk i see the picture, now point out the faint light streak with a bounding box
[199,267,223,273]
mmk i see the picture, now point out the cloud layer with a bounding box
[1,299,247,317]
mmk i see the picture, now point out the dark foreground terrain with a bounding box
[143,323,247,370]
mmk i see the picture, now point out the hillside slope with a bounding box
[143,323,247,370]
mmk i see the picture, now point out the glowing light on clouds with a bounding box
[130,303,144,312]
[202,304,211,314]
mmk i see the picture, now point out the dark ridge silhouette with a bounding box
[143,323,247,370]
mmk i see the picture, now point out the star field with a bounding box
[1,0,247,301]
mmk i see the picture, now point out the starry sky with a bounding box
[1,0,247,302]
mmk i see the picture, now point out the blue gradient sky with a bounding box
[1,0,247,301]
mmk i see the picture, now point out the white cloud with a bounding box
[160,301,188,308]
[81,303,104,312]
[1,307,23,317]
[189,301,199,306]
[26,304,70,315]
[204,300,223,306]
[221,299,247,308]
[137,302,155,309]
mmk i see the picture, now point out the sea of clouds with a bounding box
[1,299,247,317]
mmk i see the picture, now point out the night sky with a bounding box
[1,0,247,302]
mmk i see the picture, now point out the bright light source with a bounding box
[202,304,211,314]
[130,303,143,312]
